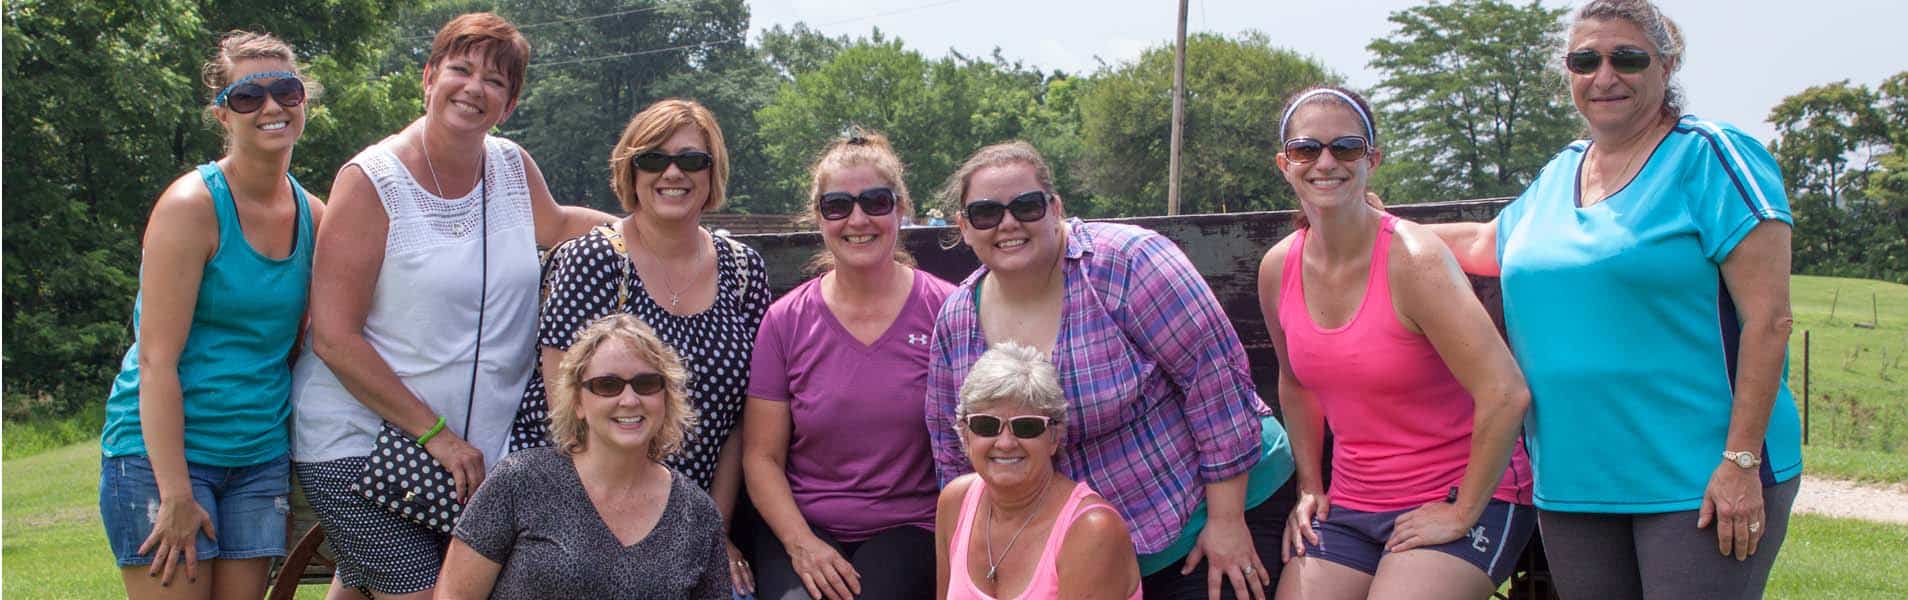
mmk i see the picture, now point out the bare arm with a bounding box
[131,175,220,585]
[436,539,503,600]
[1255,235,1331,564]
[742,396,859,599]
[1385,224,1531,552]
[1700,221,1794,560]
[1423,220,1501,276]
[308,165,485,499]
[935,475,977,600]
[521,147,615,248]
[288,194,326,368]
[1057,500,1141,600]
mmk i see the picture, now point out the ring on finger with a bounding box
[1243,565,1256,576]
[1748,521,1761,533]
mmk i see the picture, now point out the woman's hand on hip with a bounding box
[1387,501,1472,553]
[790,534,860,600]
[139,494,217,586]
[1282,489,1330,564]
[1185,513,1270,600]
[1698,462,1766,561]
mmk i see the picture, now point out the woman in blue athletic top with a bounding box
[97,31,325,599]
[1431,1,1799,597]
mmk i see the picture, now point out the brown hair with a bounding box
[803,128,917,273]
[547,314,697,460]
[201,31,321,119]
[426,13,531,105]
[1566,0,1685,118]
[608,99,731,214]
[937,140,1059,219]
[1277,85,1387,230]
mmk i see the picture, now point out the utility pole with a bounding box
[1167,0,1187,216]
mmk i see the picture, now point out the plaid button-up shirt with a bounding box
[926,219,1269,554]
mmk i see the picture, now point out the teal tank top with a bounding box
[100,163,314,467]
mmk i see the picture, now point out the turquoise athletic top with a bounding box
[1495,116,1801,513]
[101,163,314,467]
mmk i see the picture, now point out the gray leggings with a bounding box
[1537,477,1800,600]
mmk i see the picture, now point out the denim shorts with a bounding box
[99,453,291,567]
[1301,499,1536,584]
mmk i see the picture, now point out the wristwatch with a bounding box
[1722,450,1762,469]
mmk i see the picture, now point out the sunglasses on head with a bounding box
[817,187,898,220]
[216,71,306,114]
[582,373,666,397]
[631,151,714,173]
[962,414,1054,439]
[1283,136,1371,164]
[1564,47,1654,75]
[961,190,1052,230]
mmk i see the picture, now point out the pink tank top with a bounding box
[1277,214,1532,512]
[947,479,1142,600]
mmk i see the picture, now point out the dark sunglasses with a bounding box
[582,373,666,397]
[961,190,1052,230]
[1283,136,1371,164]
[962,414,1053,439]
[217,72,306,114]
[1564,47,1654,75]
[816,187,898,220]
[631,151,714,173]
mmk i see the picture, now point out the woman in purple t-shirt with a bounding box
[742,130,955,600]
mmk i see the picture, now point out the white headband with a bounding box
[1278,88,1375,143]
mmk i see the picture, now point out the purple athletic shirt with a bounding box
[748,269,954,542]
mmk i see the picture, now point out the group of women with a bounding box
[97,1,1801,599]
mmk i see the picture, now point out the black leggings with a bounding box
[1537,477,1800,600]
[751,523,935,600]
[1141,478,1298,600]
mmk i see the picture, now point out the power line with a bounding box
[403,0,700,41]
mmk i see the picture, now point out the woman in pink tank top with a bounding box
[935,343,1141,600]
[1255,87,1536,600]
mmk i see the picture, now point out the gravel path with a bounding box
[1791,476,1908,524]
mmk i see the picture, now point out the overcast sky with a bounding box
[745,0,1908,145]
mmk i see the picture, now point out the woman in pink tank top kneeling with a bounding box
[1255,86,1537,600]
[935,342,1142,600]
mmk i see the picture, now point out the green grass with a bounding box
[1788,275,1908,454]
[2,410,105,460]
[7,439,1907,599]
[2,442,326,600]
[1801,445,1908,486]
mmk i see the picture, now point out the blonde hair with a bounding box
[548,315,697,460]
[201,31,321,121]
[937,140,1059,219]
[803,128,917,272]
[955,342,1066,426]
[608,99,731,214]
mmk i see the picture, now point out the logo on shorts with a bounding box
[909,333,930,346]
[1467,525,1491,553]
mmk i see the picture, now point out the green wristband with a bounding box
[416,416,447,446]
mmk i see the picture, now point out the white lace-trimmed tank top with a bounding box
[290,135,539,468]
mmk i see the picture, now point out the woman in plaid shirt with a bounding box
[926,141,1296,600]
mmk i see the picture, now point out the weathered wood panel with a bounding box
[736,198,1513,404]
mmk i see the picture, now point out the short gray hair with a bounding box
[1564,0,1686,117]
[955,342,1065,424]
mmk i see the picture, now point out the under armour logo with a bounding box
[908,333,930,346]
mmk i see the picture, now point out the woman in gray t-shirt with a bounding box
[437,315,729,599]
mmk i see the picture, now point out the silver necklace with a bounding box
[420,121,481,232]
[984,474,1054,582]
[631,225,702,309]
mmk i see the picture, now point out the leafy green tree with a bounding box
[2,0,406,417]
[1770,75,1908,282]
[753,35,1054,215]
[1366,0,1577,203]
[1074,31,1334,216]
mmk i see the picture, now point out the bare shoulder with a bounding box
[940,473,979,510]
[1256,230,1303,282]
[1388,218,1463,272]
[1063,493,1134,549]
[150,170,216,224]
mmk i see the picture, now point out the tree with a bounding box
[2,0,406,417]
[753,35,1054,215]
[1074,31,1334,216]
[1367,0,1577,203]
[1770,75,1908,283]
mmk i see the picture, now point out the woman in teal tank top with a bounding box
[96,31,326,599]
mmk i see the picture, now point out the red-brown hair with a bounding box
[427,13,531,104]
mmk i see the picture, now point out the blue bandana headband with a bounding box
[1278,88,1375,143]
[214,70,298,107]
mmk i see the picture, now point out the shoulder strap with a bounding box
[719,233,752,301]
[599,225,632,311]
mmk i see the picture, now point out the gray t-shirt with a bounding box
[453,447,730,599]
